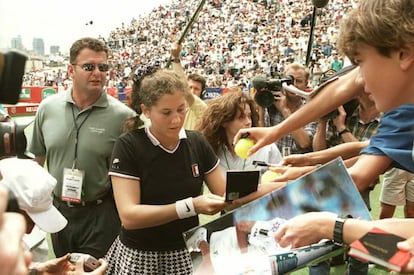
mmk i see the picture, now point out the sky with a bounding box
[0,0,172,54]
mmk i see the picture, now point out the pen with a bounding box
[252,160,284,167]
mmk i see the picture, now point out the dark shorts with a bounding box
[52,193,121,258]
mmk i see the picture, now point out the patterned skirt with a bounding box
[105,236,193,274]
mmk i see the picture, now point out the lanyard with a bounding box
[71,105,93,169]
[222,145,246,170]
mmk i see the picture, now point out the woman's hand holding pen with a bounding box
[193,193,227,215]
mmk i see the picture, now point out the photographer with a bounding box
[265,62,317,155]
[312,90,381,275]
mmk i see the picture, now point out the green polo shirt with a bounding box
[29,89,135,201]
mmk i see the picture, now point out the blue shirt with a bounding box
[361,104,414,173]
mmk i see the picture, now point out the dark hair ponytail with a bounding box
[123,76,145,132]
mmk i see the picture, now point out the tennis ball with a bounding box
[234,138,254,159]
[261,170,282,183]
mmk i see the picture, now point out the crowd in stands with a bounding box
[22,0,352,92]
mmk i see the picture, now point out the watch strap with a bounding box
[338,128,350,136]
[333,217,346,245]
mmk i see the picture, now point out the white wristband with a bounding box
[175,197,196,219]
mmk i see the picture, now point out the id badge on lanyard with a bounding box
[61,105,91,202]
[62,168,85,203]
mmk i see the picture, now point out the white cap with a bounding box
[0,158,67,233]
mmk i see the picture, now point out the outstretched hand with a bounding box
[233,127,277,157]
[274,212,337,248]
[282,154,314,167]
[170,42,181,60]
[267,165,315,182]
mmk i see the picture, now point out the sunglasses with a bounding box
[73,63,109,72]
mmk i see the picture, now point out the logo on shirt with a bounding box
[192,164,200,177]
[111,158,120,169]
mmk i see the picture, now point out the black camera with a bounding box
[0,51,30,159]
[0,51,27,104]
[0,50,28,212]
[251,75,294,108]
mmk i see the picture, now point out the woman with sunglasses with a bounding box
[105,69,228,274]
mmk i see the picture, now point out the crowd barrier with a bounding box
[3,86,242,116]
[4,86,58,116]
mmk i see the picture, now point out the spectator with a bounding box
[0,158,67,264]
[380,169,414,219]
[29,37,136,259]
[330,53,343,72]
[0,158,108,275]
[312,90,381,275]
[24,0,351,94]
[188,73,206,99]
[198,91,282,173]
[117,76,128,94]
[170,42,208,131]
[265,62,317,155]
[314,90,380,204]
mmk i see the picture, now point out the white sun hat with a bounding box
[0,158,67,233]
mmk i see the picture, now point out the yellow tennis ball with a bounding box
[234,138,254,159]
[261,170,282,183]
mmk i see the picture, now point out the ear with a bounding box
[141,104,150,118]
[221,120,229,129]
[399,43,414,71]
[67,64,75,78]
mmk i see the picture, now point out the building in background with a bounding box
[11,35,23,50]
[50,45,60,55]
[32,38,45,56]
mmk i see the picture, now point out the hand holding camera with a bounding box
[251,75,293,108]
[332,106,347,130]
[272,90,288,111]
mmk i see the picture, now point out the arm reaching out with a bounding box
[234,67,363,156]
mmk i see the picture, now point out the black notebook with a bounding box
[225,170,260,201]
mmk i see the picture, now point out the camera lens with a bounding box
[254,90,274,108]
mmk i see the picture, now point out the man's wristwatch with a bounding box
[333,216,346,245]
